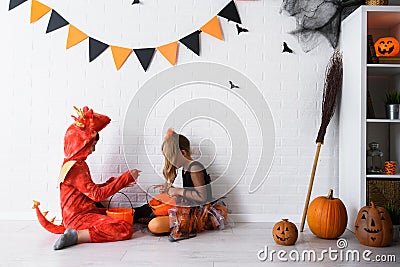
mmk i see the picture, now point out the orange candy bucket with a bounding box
[106,192,135,224]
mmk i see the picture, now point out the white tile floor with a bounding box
[0,221,399,267]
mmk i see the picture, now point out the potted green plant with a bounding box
[385,90,400,119]
[384,203,400,242]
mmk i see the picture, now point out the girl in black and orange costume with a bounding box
[146,129,227,240]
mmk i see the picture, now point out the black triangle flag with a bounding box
[133,48,155,71]
[89,38,109,62]
[179,31,200,56]
[46,10,69,33]
[218,0,241,24]
[9,0,27,10]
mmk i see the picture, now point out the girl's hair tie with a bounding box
[164,128,176,141]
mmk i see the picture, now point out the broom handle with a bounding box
[300,142,322,232]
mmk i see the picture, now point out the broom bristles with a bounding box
[316,50,343,144]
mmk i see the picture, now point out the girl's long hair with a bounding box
[162,132,191,185]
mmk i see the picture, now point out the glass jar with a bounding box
[366,142,383,174]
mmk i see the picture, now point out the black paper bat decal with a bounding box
[132,0,140,4]
[282,42,294,53]
[229,81,239,89]
[236,24,249,35]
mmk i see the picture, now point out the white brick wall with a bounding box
[0,0,339,222]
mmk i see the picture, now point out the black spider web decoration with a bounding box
[280,0,365,52]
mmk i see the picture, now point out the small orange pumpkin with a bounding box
[148,193,176,216]
[307,189,348,239]
[354,202,393,247]
[272,219,298,245]
[374,37,400,57]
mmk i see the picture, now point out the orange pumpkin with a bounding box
[354,202,393,247]
[148,193,176,216]
[307,189,348,239]
[374,37,400,57]
[272,219,298,245]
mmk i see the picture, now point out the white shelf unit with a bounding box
[367,119,400,122]
[339,6,400,230]
[367,174,400,179]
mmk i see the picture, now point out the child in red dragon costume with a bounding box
[33,106,140,250]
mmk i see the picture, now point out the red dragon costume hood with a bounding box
[63,106,110,162]
[57,106,110,185]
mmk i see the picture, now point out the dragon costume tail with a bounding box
[32,200,66,234]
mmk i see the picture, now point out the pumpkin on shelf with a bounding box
[374,37,400,57]
[354,202,393,247]
[307,189,348,239]
[272,219,298,246]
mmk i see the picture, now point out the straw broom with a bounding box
[300,51,343,232]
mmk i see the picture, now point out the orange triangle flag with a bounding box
[110,46,133,70]
[157,42,178,66]
[200,16,223,40]
[30,0,51,23]
[66,25,88,49]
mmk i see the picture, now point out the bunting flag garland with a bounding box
[179,31,201,56]
[30,0,51,23]
[9,0,243,71]
[89,38,109,62]
[157,42,178,66]
[218,0,242,24]
[200,16,223,40]
[46,10,68,33]
[111,46,132,70]
[66,25,88,49]
[9,0,27,10]
[134,48,156,72]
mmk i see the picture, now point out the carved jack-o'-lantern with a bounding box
[354,202,393,247]
[374,37,400,57]
[272,219,298,245]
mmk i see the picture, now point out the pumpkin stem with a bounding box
[282,219,288,222]
[327,189,334,200]
[371,201,375,208]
